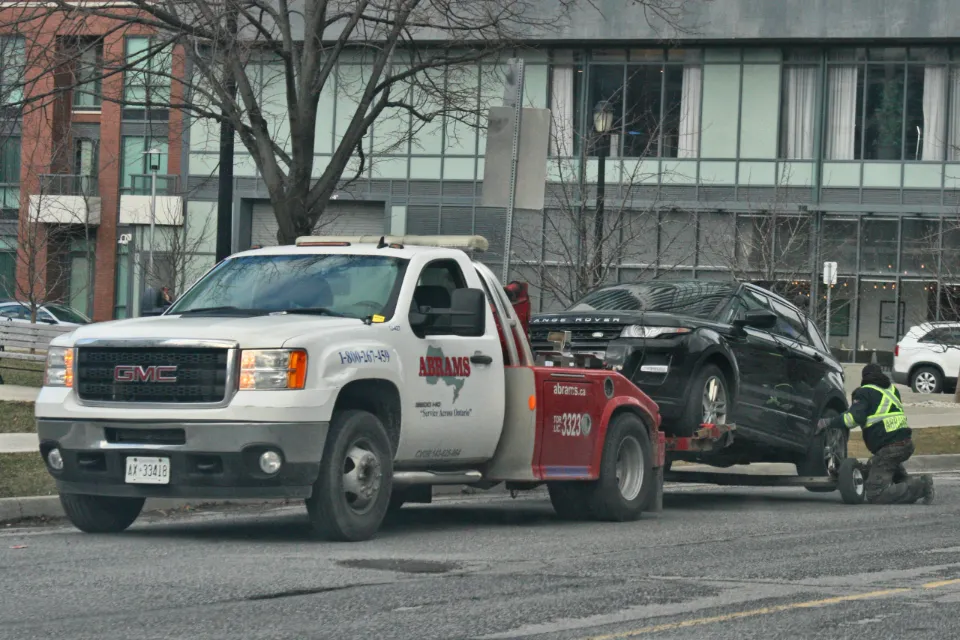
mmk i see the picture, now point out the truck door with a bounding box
[395,257,507,465]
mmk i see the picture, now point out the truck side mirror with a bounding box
[448,288,486,337]
[409,288,486,337]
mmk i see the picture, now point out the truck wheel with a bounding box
[305,409,393,542]
[797,407,846,493]
[587,412,654,522]
[547,482,592,520]
[387,489,407,514]
[673,364,730,437]
[838,458,866,505]
[59,494,144,533]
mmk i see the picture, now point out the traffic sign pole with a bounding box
[823,262,838,346]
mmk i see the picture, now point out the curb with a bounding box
[0,483,507,525]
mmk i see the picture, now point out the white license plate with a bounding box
[124,457,170,485]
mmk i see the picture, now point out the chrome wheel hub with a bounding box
[615,436,645,502]
[702,376,728,424]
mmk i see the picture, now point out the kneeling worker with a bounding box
[816,363,934,505]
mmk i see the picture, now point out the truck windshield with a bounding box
[168,254,408,319]
[568,282,737,320]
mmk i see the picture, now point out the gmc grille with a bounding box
[76,347,230,403]
[529,324,626,350]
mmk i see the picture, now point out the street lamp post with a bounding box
[592,101,613,285]
[145,148,162,290]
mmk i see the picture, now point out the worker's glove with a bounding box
[815,418,831,434]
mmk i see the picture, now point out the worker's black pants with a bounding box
[864,438,927,504]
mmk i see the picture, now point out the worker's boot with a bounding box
[921,475,935,505]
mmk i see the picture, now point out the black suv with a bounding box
[529,280,849,471]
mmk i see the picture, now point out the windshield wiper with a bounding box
[276,307,347,318]
[177,306,265,316]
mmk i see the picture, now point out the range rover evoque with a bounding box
[529,281,849,475]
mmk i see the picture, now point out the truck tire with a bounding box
[306,409,393,542]
[387,489,407,514]
[547,482,592,520]
[586,412,654,522]
[59,494,144,533]
[673,364,731,437]
[797,407,846,493]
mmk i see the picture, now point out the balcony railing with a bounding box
[37,174,99,197]
[122,174,180,197]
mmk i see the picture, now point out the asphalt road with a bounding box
[2,477,960,640]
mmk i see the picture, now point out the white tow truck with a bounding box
[36,235,666,541]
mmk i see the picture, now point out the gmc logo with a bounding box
[113,365,178,383]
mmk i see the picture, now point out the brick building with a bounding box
[0,10,185,321]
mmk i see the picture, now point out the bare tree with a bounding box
[137,195,216,303]
[11,162,100,322]
[511,61,701,309]
[0,0,705,246]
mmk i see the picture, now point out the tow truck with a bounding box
[35,235,677,542]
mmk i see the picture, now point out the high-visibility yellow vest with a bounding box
[843,384,908,433]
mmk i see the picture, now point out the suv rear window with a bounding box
[568,282,738,320]
[920,327,960,346]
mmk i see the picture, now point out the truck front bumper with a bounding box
[36,419,329,499]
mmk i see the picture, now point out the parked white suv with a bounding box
[893,322,960,394]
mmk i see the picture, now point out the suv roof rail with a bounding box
[295,234,489,252]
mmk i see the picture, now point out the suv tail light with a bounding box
[894,345,899,357]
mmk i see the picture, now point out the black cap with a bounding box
[861,363,887,386]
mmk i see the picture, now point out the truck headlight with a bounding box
[239,349,307,390]
[620,326,691,339]
[44,347,75,387]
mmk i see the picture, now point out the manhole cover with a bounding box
[337,559,458,574]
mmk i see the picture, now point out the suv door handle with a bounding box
[471,354,493,365]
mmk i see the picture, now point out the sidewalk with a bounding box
[0,433,37,453]
[0,385,39,402]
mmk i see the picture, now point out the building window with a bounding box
[0,137,19,220]
[73,40,102,110]
[0,36,25,106]
[859,218,899,273]
[549,49,702,158]
[123,36,172,108]
[121,136,168,193]
[824,47,955,161]
[779,49,820,159]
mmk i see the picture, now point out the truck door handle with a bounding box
[471,354,493,365]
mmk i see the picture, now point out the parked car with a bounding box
[893,322,960,394]
[0,301,91,327]
[528,280,849,473]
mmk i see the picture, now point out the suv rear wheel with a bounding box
[797,406,847,493]
[911,366,942,394]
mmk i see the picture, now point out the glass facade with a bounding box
[179,44,960,360]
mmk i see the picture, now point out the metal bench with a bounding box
[0,322,77,384]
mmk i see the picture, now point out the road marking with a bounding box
[584,589,910,639]
[923,578,960,589]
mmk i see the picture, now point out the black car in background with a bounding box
[529,281,849,475]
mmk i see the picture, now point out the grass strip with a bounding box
[848,425,960,458]
[0,401,35,433]
[0,452,55,499]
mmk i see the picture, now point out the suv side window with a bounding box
[729,288,771,321]
[805,318,830,354]
[410,259,468,335]
[769,299,810,344]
